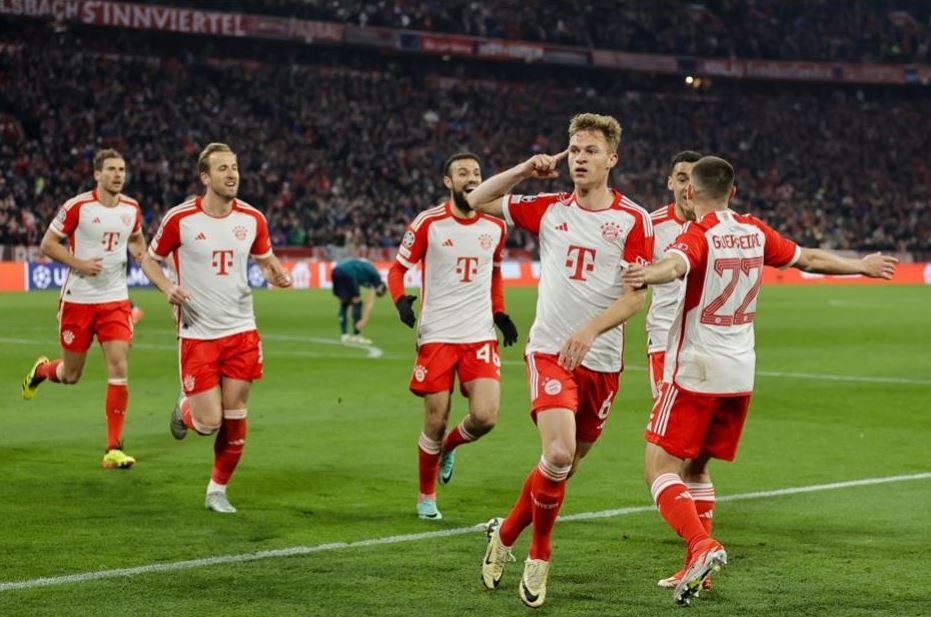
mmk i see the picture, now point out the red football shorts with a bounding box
[648,351,665,402]
[179,330,263,395]
[645,381,752,462]
[525,352,620,443]
[58,300,133,353]
[409,341,500,396]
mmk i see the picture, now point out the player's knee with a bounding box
[469,406,498,432]
[60,367,82,384]
[107,362,128,380]
[545,444,575,469]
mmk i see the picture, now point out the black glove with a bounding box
[395,295,417,328]
[494,312,518,347]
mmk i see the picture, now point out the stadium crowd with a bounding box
[0,28,929,255]
[154,0,931,64]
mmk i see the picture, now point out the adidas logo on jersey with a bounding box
[555,222,568,232]
[195,232,207,240]
[442,239,454,247]
[92,217,101,224]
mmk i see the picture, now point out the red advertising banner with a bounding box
[591,50,678,73]
[419,34,473,56]
[80,1,248,36]
[840,63,906,84]
[0,261,25,291]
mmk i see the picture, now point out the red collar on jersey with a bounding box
[569,188,625,212]
[667,202,686,224]
[195,195,239,219]
[444,200,482,225]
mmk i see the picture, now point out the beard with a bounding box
[452,188,472,212]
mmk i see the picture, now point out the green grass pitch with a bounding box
[1,284,929,616]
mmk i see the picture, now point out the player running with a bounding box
[387,152,518,521]
[331,258,387,344]
[622,156,897,605]
[21,149,145,470]
[141,143,292,513]
[463,114,653,607]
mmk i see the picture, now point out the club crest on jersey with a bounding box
[62,330,75,345]
[413,365,428,382]
[479,233,494,250]
[402,231,416,248]
[121,214,133,227]
[183,374,196,392]
[543,378,562,396]
[600,221,621,242]
[232,225,249,241]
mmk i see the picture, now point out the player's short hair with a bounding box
[568,113,622,152]
[690,156,735,199]
[443,152,481,178]
[670,150,702,173]
[198,142,235,175]
[93,149,124,171]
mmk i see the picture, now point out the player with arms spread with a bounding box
[463,114,653,607]
[141,143,292,513]
[623,156,897,605]
[22,149,145,470]
[387,152,518,521]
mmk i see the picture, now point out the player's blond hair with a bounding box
[198,142,235,175]
[568,113,622,152]
[93,148,124,171]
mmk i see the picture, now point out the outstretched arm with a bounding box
[461,150,568,217]
[794,249,897,279]
[622,254,689,288]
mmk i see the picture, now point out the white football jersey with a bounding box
[646,203,686,353]
[502,191,653,373]
[148,196,273,340]
[396,202,506,345]
[51,190,142,304]
[664,210,800,394]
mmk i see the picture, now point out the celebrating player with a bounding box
[622,156,897,605]
[387,152,518,521]
[462,114,653,607]
[141,142,292,513]
[331,258,387,344]
[21,149,144,470]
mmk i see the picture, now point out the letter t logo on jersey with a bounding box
[212,250,235,276]
[101,232,121,252]
[565,245,597,281]
[456,256,479,283]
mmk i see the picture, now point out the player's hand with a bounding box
[75,258,103,277]
[859,252,898,280]
[521,150,568,180]
[622,263,647,288]
[265,263,292,288]
[164,283,192,305]
[558,324,597,371]
[395,295,417,328]
[355,317,368,330]
[494,312,519,347]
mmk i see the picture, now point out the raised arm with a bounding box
[794,249,897,279]
[461,150,568,217]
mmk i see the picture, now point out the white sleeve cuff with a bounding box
[783,245,802,270]
[501,195,514,227]
[665,248,692,277]
[147,247,164,261]
[396,254,415,269]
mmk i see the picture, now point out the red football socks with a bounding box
[651,473,709,553]
[688,482,715,535]
[105,379,128,450]
[38,359,63,383]
[417,432,441,498]
[442,420,476,453]
[211,412,247,485]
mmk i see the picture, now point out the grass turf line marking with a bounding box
[2,471,928,593]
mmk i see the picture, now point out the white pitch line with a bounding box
[3,336,927,385]
[1,471,928,593]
